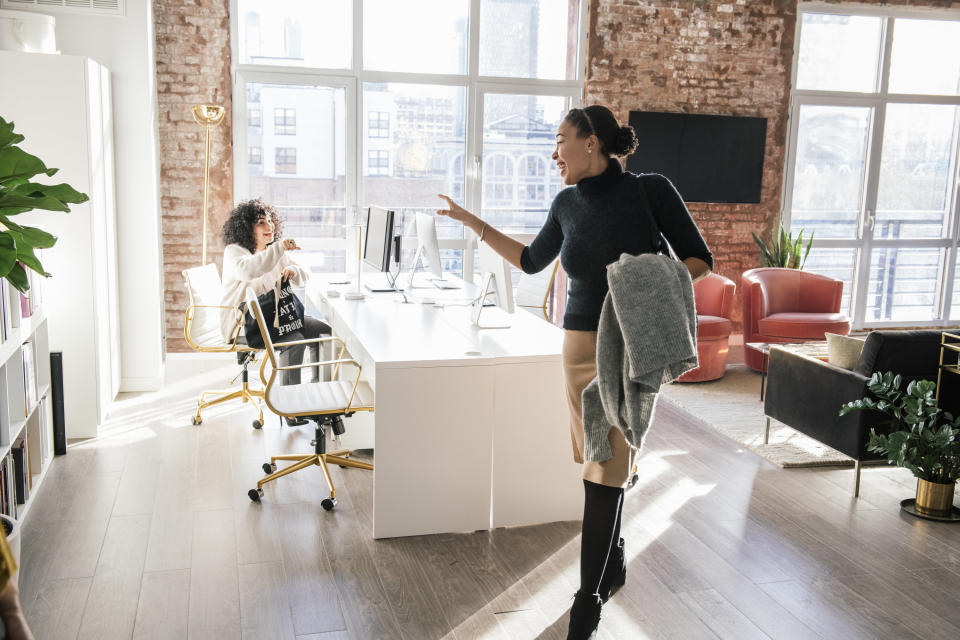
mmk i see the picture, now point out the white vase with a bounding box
[0,9,57,54]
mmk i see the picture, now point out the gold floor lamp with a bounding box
[192,104,226,265]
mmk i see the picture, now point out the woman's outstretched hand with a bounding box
[436,194,471,224]
[282,238,301,251]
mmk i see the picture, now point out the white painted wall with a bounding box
[53,1,165,391]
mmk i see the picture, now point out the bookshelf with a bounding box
[0,276,55,524]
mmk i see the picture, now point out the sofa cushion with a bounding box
[697,315,732,339]
[758,312,850,339]
[854,330,942,380]
[826,332,865,370]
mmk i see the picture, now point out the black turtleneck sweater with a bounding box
[520,161,713,331]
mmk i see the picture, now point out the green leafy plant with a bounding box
[0,116,88,293]
[752,224,814,269]
[839,372,960,484]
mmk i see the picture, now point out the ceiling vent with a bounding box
[1,0,124,17]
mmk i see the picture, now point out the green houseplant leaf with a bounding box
[0,116,86,293]
[753,223,816,270]
[842,372,960,484]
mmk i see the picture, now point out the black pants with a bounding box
[279,315,331,385]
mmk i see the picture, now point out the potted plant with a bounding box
[752,223,814,269]
[840,372,960,517]
[0,115,87,292]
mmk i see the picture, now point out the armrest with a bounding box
[273,358,359,372]
[764,347,878,459]
[274,335,346,349]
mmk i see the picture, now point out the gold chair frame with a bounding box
[516,259,560,321]
[246,293,373,508]
[183,288,268,428]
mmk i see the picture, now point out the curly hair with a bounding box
[221,198,284,254]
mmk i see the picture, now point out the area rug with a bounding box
[658,363,855,468]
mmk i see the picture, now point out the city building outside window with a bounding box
[274,108,296,135]
[248,107,261,127]
[249,146,262,165]
[275,147,297,174]
[368,150,389,176]
[368,111,389,138]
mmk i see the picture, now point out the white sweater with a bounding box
[219,242,309,342]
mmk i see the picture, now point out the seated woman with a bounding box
[219,199,330,425]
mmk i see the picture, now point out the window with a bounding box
[248,107,261,127]
[786,8,960,327]
[233,0,585,280]
[481,93,571,233]
[249,146,261,164]
[274,108,296,135]
[368,150,389,176]
[275,147,296,174]
[368,111,389,138]
[237,0,352,68]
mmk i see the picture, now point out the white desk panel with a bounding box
[308,275,581,538]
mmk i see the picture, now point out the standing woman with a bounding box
[437,105,712,639]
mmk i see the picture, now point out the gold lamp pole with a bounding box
[192,104,226,265]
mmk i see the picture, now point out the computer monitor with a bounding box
[364,206,394,271]
[472,240,514,327]
[363,206,400,292]
[406,213,459,290]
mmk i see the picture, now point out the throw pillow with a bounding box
[826,332,865,370]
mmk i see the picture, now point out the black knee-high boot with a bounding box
[599,501,626,602]
[568,480,624,640]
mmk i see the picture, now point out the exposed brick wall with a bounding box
[154,0,233,352]
[587,0,797,331]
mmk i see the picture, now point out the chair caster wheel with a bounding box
[248,488,263,503]
[262,462,276,475]
[629,473,639,488]
[252,419,263,430]
[192,416,202,425]
[321,497,337,511]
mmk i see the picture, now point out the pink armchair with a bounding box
[741,267,851,371]
[678,273,736,382]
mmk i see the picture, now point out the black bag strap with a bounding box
[636,174,678,260]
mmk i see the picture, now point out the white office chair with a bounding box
[515,258,560,321]
[182,263,267,427]
[244,288,374,509]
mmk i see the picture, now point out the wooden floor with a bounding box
[17,360,960,640]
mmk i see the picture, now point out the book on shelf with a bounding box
[22,341,37,416]
[11,444,28,504]
[39,395,51,462]
[0,278,6,344]
[5,279,19,331]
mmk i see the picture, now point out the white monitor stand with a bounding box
[344,223,365,300]
[472,242,514,329]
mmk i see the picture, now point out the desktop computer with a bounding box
[407,212,459,290]
[472,240,514,328]
[363,205,402,293]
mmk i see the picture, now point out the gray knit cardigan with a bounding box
[581,252,698,462]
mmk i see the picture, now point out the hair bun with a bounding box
[612,125,638,157]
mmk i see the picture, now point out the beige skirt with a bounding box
[562,330,635,488]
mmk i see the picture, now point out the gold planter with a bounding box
[915,478,956,517]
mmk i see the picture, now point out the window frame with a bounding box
[230,0,588,279]
[784,2,960,328]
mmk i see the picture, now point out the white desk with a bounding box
[308,275,582,538]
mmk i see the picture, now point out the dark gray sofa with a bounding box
[763,330,959,496]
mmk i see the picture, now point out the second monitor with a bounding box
[364,205,401,292]
[408,212,458,289]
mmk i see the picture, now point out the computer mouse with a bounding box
[421,297,436,305]
[326,289,341,298]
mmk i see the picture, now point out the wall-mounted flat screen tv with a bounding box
[625,110,767,204]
